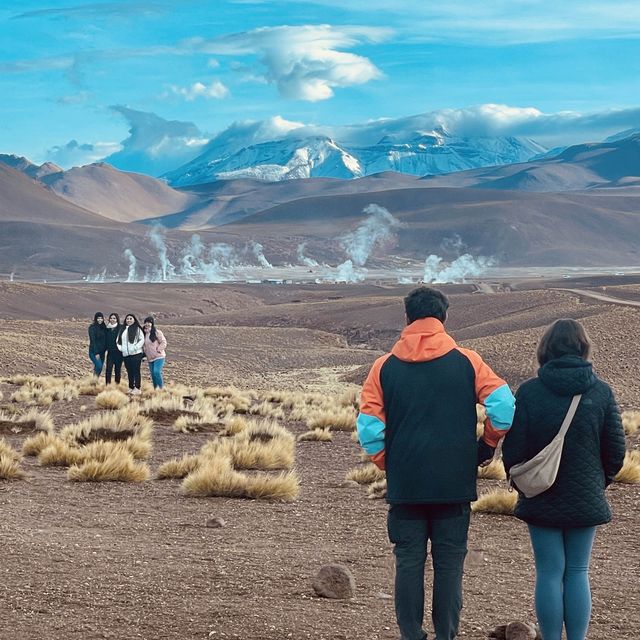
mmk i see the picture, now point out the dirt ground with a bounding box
[0,280,639,639]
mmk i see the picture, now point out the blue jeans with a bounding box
[528,524,597,640]
[89,350,105,376]
[148,358,165,389]
[388,503,470,640]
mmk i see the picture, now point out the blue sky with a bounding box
[1,0,640,168]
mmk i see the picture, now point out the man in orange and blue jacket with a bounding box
[357,286,515,640]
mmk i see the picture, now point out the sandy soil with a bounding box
[1,280,639,640]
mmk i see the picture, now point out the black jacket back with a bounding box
[502,356,625,528]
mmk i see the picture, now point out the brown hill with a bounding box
[420,134,640,191]
[219,185,640,266]
[0,164,154,279]
[42,163,197,223]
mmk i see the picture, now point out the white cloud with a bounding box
[277,1,640,44]
[206,58,220,68]
[192,24,390,101]
[45,139,122,168]
[164,79,230,101]
[103,106,209,175]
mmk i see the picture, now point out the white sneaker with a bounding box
[132,388,141,396]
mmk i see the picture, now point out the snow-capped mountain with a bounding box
[165,128,546,186]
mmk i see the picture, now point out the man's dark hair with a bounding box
[537,318,591,366]
[404,287,449,323]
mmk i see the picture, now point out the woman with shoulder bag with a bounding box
[502,319,625,640]
[117,313,145,395]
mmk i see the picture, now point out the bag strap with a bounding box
[557,394,582,439]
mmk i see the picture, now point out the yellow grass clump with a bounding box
[77,376,106,396]
[0,408,54,434]
[23,431,59,456]
[614,452,640,484]
[472,489,517,515]
[156,453,201,479]
[60,407,152,456]
[182,455,299,501]
[249,400,285,419]
[306,407,357,432]
[38,440,86,467]
[622,411,640,436]
[68,450,149,482]
[223,415,248,436]
[95,389,130,410]
[367,478,387,499]
[345,463,385,485]
[0,439,26,480]
[477,458,507,480]
[297,428,333,442]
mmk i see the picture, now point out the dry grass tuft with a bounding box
[182,455,298,501]
[345,463,385,485]
[472,489,517,515]
[77,377,105,396]
[298,428,333,442]
[60,407,152,458]
[95,389,130,410]
[306,407,357,432]
[477,458,507,480]
[249,400,285,419]
[139,394,195,422]
[622,411,640,436]
[68,449,149,482]
[38,440,86,467]
[156,454,201,479]
[22,431,59,456]
[0,408,54,435]
[223,415,248,436]
[367,478,387,499]
[0,439,26,480]
[614,452,640,484]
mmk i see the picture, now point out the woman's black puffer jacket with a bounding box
[502,355,626,528]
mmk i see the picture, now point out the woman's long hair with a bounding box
[537,318,592,366]
[143,316,158,343]
[118,313,142,345]
[92,312,104,325]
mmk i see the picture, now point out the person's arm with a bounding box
[157,330,167,351]
[134,329,145,352]
[601,386,626,486]
[356,354,390,470]
[459,348,515,463]
[502,387,529,473]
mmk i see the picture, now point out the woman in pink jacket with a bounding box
[143,316,167,390]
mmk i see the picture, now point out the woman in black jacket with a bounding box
[88,312,107,378]
[104,312,123,385]
[502,319,625,640]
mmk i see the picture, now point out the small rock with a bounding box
[375,591,393,600]
[205,517,226,528]
[312,563,356,599]
[506,621,537,640]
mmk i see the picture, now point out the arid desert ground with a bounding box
[0,278,639,640]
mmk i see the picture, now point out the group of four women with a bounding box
[88,312,167,394]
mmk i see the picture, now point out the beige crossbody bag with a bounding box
[508,394,581,498]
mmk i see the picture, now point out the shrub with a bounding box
[95,389,129,410]
[156,454,201,479]
[614,452,640,484]
[23,431,58,456]
[345,463,385,485]
[622,411,640,436]
[477,459,507,480]
[0,444,25,479]
[367,479,387,499]
[298,429,333,442]
[471,489,517,515]
[306,407,356,432]
[182,455,299,501]
[68,452,149,482]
